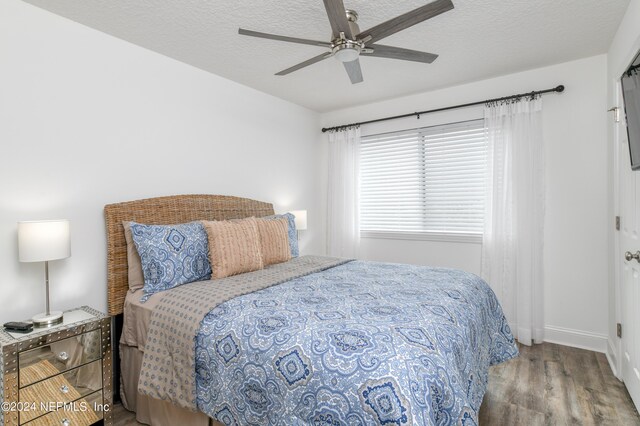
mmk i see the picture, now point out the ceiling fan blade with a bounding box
[357,0,454,44]
[238,28,332,48]
[343,59,364,84]
[323,0,354,39]
[362,44,438,63]
[276,52,333,76]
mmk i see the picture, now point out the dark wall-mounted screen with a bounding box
[622,51,640,170]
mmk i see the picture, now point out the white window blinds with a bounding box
[360,119,487,237]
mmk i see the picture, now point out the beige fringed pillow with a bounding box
[122,221,144,291]
[203,217,264,279]
[256,217,292,266]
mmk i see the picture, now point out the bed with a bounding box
[105,194,518,426]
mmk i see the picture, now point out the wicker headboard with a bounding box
[104,194,274,315]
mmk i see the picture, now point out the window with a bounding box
[360,119,486,241]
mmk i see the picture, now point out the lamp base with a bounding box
[32,311,63,328]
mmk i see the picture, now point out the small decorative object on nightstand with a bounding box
[18,220,71,328]
[0,306,112,426]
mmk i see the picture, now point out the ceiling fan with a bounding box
[238,0,454,84]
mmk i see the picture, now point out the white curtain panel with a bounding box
[482,98,544,346]
[327,127,361,258]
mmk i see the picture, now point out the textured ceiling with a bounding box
[22,0,629,112]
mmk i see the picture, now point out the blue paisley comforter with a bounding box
[194,261,518,425]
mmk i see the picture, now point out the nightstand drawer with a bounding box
[19,329,102,387]
[25,390,103,426]
[19,360,102,424]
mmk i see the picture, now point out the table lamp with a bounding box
[290,210,307,240]
[18,220,71,327]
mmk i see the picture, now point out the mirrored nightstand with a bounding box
[0,306,112,426]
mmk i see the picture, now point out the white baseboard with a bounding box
[544,325,608,353]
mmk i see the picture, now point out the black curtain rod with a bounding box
[321,84,565,133]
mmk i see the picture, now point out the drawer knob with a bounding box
[60,385,69,394]
[61,419,70,426]
[58,351,69,361]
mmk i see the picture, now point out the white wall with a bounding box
[0,0,322,324]
[606,0,640,376]
[322,55,609,352]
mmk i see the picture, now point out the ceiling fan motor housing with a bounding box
[331,9,363,63]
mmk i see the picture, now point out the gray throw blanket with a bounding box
[137,255,351,410]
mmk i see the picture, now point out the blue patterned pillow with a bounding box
[129,221,212,302]
[263,213,299,257]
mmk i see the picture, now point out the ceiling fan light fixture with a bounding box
[334,47,360,63]
[332,41,362,63]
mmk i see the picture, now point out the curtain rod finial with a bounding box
[556,85,565,93]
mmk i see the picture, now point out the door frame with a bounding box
[612,35,640,382]
[612,78,622,379]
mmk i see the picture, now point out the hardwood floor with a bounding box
[112,343,640,425]
[479,343,639,425]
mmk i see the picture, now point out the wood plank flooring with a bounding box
[113,342,640,425]
[479,343,639,425]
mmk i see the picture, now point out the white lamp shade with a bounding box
[290,210,308,231]
[18,220,71,262]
